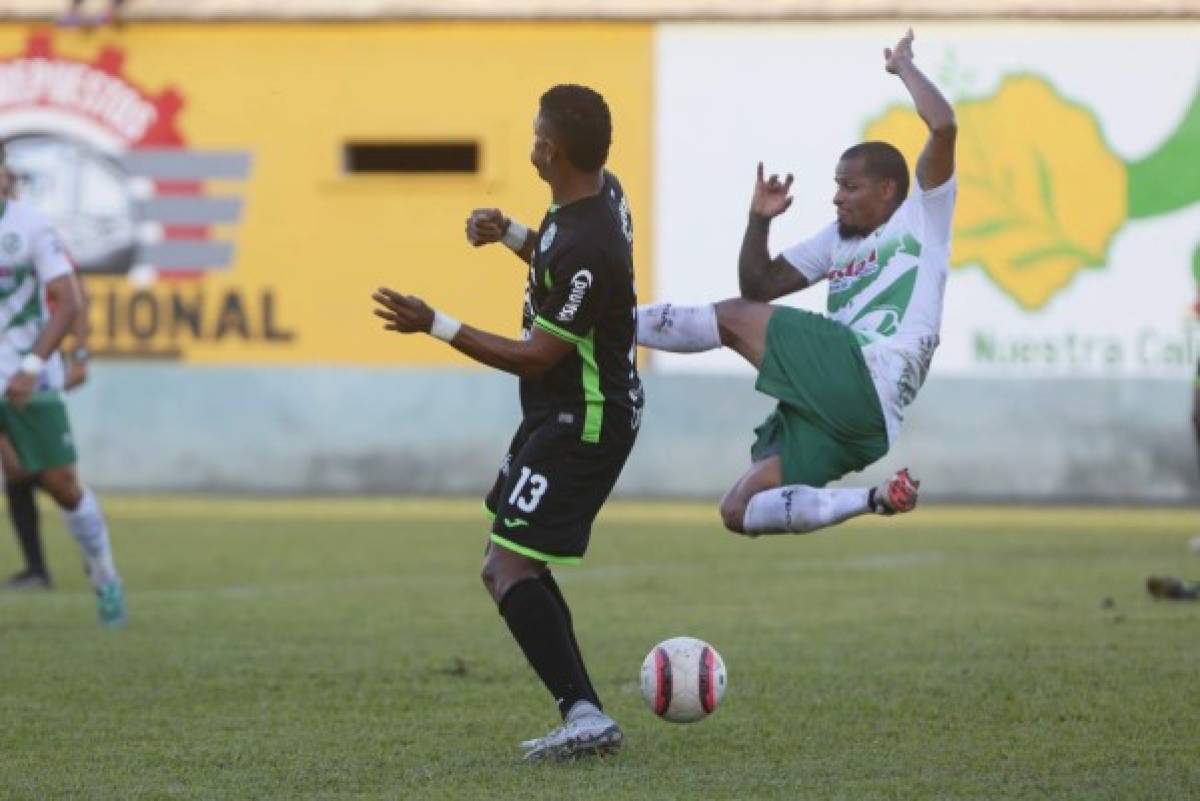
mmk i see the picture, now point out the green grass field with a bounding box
[1,498,1198,800]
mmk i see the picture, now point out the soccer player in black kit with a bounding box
[373,84,642,762]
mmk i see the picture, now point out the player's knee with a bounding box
[713,299,742,348]
[40,468,81,510]
[480,561,499,597]
[718,494,747,534]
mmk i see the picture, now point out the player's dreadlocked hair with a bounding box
[841,141,910,206]
[539,84,612,172]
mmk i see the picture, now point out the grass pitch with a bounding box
[1,498,1198,800]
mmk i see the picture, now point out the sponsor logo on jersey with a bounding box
[556,269,593,322]
[540,222,557,253]
[828,249,879,292]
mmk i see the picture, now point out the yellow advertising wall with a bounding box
[0,23,653,365]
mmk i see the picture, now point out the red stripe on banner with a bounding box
[700,647,716,713]
[654,647,672,716]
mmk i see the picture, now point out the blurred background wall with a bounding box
[0,2,1196,501]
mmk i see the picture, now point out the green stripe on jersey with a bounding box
[6,290,43,332]
[848,265,919,338]
[534,315,585,345]
[577,331,603,443]
[533,316,604,443]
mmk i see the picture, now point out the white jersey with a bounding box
[781,176,956,444]
[0,200,74,391]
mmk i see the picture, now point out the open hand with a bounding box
[466,208,507,247]
[750,162,794,220]
[372,288,435,334]
[884,29,915,74]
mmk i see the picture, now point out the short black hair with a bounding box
[539,84,612,172]
[840,141,909,204]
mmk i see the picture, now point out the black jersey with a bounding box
[520,171,643,444]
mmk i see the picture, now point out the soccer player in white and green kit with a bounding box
[638,29,956,536]
[0,144,125,625]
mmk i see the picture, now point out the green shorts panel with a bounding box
[751,308,888,486]
[0,393,77,473]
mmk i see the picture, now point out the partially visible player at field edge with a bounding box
[374,84,641,763]
[0,144,125,625]
[637,29,956,536]
[1190,275,1200,551]
[0,163,94,591]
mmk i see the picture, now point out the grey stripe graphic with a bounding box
[119,150,252,181]
[139,242,235,269]
[136,197,244,225]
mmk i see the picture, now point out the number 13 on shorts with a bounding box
[508,466,549,513]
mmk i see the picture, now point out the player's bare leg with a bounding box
[713,299,774,369]
[40,464,125,626]
[718,455,783,533]
[482,542,621,762]
[719,455,918,536]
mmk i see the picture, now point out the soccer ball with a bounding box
[639,636,727,723]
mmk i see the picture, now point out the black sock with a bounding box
[499,577,598,718]
[540,571,602,710]
[7,479,45,577]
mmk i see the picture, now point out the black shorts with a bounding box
[485,411,637,564]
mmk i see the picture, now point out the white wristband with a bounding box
[19,353,44,376]
[429,310,461,343]
[501,220,529,252]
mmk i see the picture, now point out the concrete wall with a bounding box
[67,366,1199,503]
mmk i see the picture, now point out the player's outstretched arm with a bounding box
[739,162,809,302]
[465,208,536,265]
[372,287,571,379]
[885,29,956,190]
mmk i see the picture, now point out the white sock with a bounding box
[64,487,118,587]
[743,485,872,535]
[636,303,721,352]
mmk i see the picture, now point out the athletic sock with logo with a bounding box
[636,303,721,352]
[499,576,597,718]
[63,487,118,587]
[743,485,871,535]
[539,570,602,710]
[7,479,46,577]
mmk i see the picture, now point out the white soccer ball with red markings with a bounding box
[639,636,727,723]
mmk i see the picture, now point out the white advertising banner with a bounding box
[654,23,1200,376]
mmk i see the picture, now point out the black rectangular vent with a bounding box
[344,142,478,174]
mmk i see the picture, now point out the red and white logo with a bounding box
[0,30,251,279]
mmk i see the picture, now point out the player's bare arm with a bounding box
[372,287,572,379]
[6,273,82,408]
[64,273,90,390]
[886,29,957,190]
[738,162,810,302]
[465,208,536,265]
